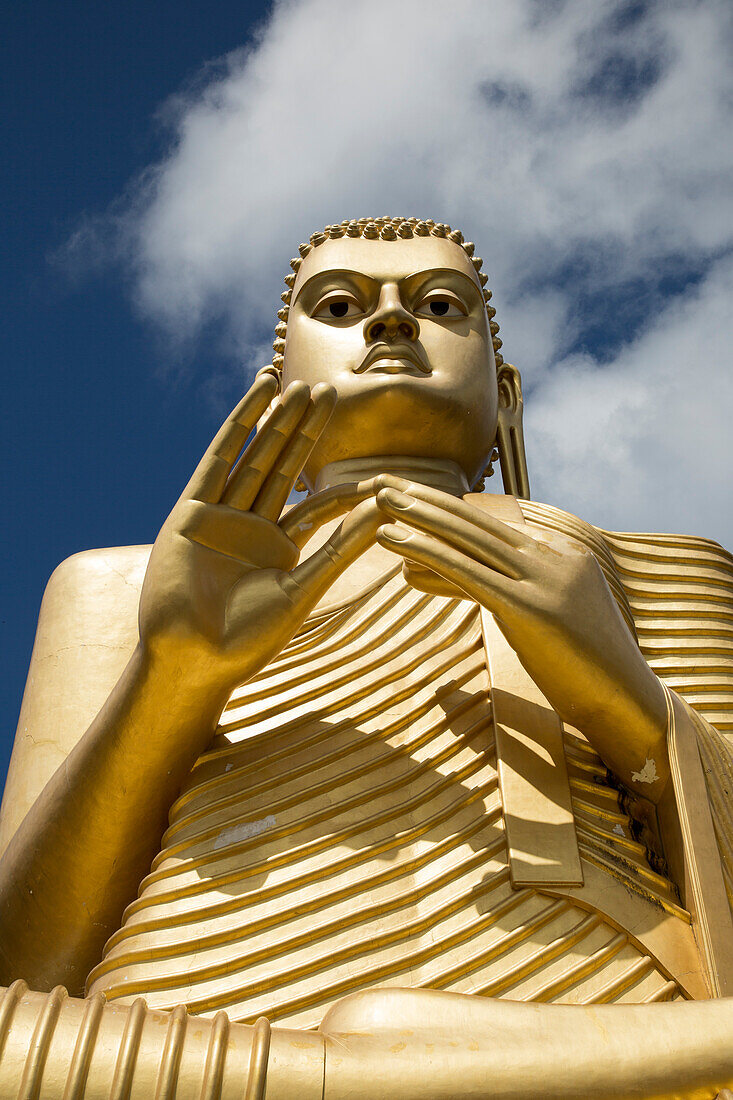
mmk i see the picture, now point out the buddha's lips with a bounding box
[355,343,431,375]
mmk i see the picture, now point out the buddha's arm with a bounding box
[0,626,236,993]
[0,379,390,993]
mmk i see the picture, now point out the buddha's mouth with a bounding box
[355,343,431,375]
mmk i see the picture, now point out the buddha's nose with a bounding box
[365,284,419,343]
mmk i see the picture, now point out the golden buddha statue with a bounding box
[0,216,732,1099]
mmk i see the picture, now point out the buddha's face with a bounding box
[282,235,499,488]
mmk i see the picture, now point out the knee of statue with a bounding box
[320,987,496,1035]
[321,987,443,1035]
[2,217,733,1100]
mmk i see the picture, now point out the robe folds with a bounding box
[86,500,733,1024]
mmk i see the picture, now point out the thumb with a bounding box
[282,498,386,614]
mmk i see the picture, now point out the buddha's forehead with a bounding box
[292,234,482,297]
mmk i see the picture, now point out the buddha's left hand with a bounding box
[376,481,669,798]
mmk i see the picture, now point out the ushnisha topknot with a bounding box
[267,217,502,379]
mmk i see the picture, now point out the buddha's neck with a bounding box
[303,458,468,613]
[313,456,470,496]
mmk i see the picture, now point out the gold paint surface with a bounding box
[87,571,690,1024]
[2,219,733,1096]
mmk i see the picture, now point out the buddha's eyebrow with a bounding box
[294,266,481,304]
[293,269,378,304]
[402,267,483,295]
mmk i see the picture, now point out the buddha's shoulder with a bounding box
[518,501,733,735]
[42,545,152,620]
[516,498,733,569]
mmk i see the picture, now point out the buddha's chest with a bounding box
[87,578,697,1024]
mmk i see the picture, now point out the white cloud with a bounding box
[526,253,733,545]
[86,0,733,544]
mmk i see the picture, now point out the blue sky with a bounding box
[1,2,275,779]
[2,0,732,784]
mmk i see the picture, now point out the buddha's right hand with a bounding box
[138,373,385,697]
[0,373,398,992]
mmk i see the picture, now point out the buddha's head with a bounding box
[270,217,527,496]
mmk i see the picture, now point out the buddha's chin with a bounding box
[300,381,496,488]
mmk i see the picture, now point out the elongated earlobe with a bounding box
[495,363,530,499]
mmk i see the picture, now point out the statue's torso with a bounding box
[87,568,702,1026]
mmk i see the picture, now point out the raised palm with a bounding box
[139,374,383,696]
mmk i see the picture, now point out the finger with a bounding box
[280,473,407,548]
[222,381,311,510]
[178,500,298,573]
[388,482,532,550]
[280,498,385,612]
[401,562,466,598]
[377,488,524,578]
[376,522,513,613]
[251,383,336,522]
[182,373,279,503]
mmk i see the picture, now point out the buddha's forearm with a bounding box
[488,603,671,800]
[540,637,670,799]
[0,643,229,993]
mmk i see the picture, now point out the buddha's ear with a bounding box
[495,362,531,499]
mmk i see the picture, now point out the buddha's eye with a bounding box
[414,291,467,319]
[313,293,363,321]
